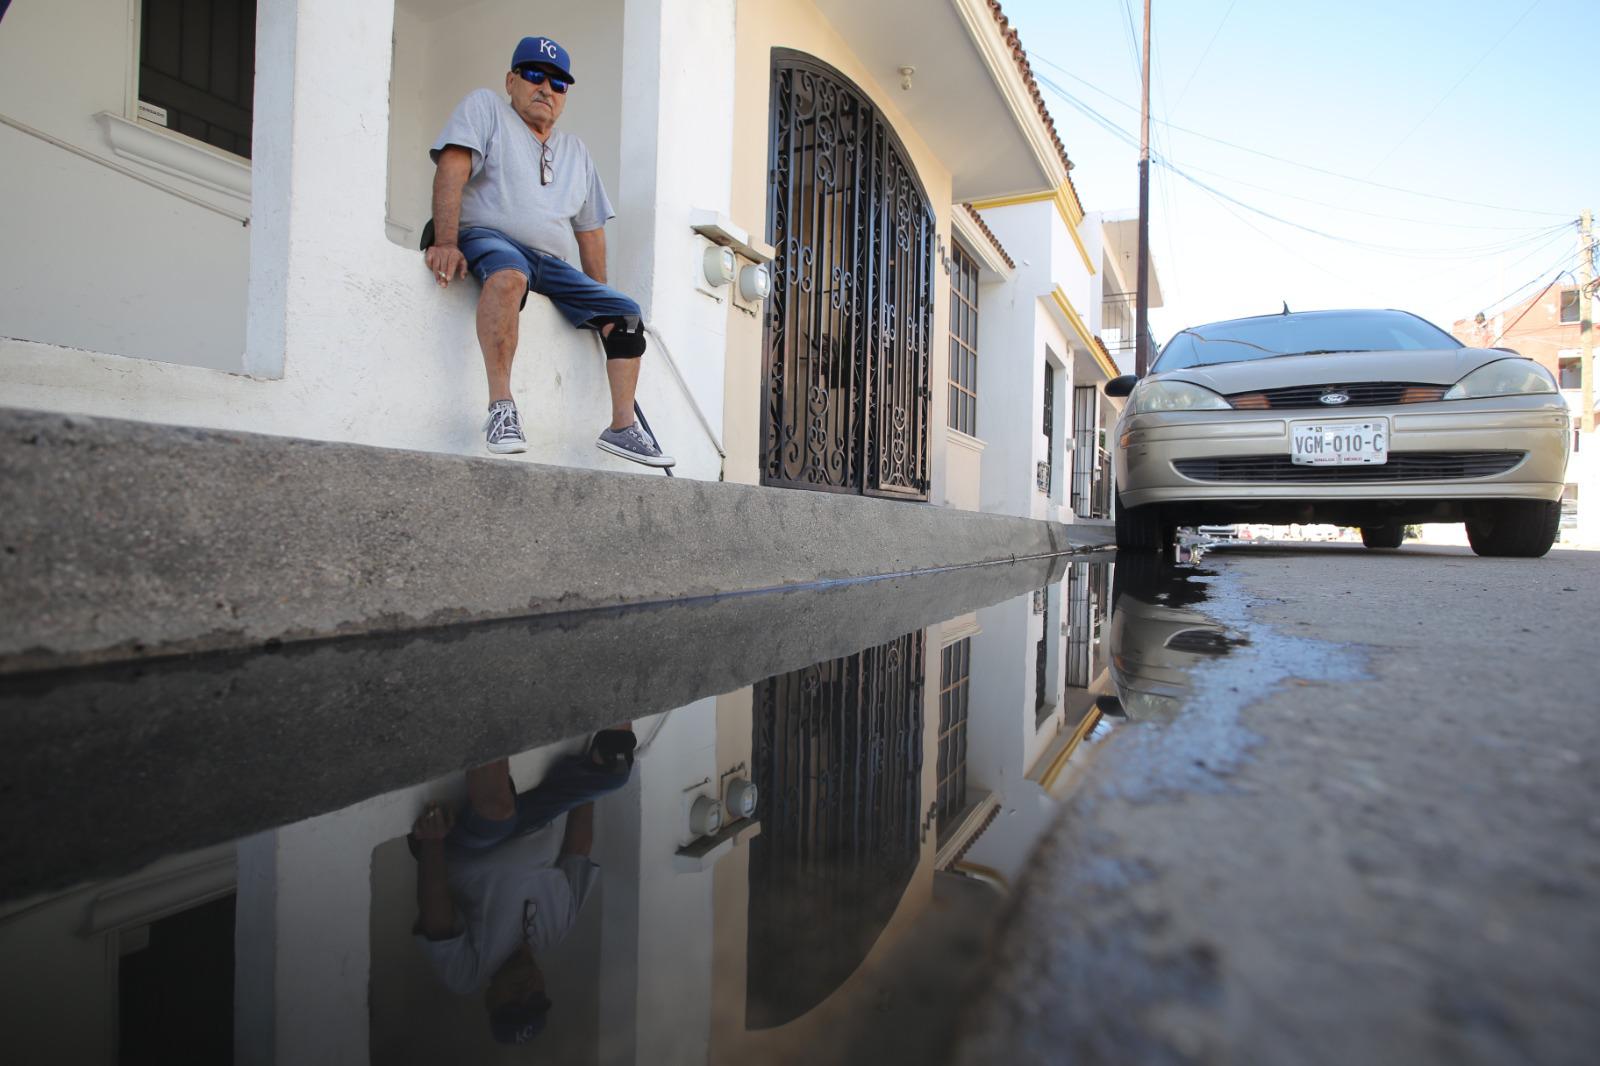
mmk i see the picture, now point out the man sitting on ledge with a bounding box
[424,35,673,467]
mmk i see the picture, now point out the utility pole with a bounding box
[1134,0,1152,376]
[1580,208,1594,433]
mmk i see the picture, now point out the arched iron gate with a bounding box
[745,630,925,1028]
[762,50,935,499]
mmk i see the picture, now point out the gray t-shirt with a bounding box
[431,88,614,261]
[415,817,600,994]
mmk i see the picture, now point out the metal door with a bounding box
[763,51,934,499]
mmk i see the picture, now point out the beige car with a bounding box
[1107,309,1571,557]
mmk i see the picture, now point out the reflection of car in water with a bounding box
[1106,557,1244,722]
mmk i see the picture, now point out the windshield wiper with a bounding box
[1176,329,1281,356]
[1279,348,1380,357]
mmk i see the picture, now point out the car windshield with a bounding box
[1152,310,1461,371]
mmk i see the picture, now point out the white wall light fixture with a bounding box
[703,245,737,288]
[737,264,771,303]
[689,795,725,838]
[725,778,759,821]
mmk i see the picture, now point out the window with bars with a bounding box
[139,0,257,159]
[936,637,972,839]
[948,243,980,436]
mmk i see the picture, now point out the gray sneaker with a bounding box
[483,400,527,454]
[597,421,675,468]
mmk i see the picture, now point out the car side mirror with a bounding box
[1105,374,1140,398]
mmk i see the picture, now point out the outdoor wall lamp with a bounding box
[702,245,737,288]
[725,778,759,820]
[689,794,724,837]
[738,263,771,302]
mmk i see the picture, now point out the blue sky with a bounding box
[1003,0,1594,342]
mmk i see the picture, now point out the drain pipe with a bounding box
[641,324,726,461]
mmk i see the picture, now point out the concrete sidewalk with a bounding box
[0,407,1112,672]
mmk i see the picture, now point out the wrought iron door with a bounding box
[1071,385,1097,516]
[746,630,925,1028]
[763,51,935,499]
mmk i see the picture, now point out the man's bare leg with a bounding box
[605,356,642,431]
[477,269,527,403]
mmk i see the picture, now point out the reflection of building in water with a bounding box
[746,635,924,1029]
[0,568,1125,1066]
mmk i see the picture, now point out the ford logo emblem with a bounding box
[1319,391,1350,405]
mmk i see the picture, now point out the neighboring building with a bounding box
[1451,281,1597,542]
[0,0,1150,530]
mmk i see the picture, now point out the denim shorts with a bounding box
[457,226,641,330]
[447,753,632,851]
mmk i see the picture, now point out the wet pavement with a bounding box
[3,543,1598,1064]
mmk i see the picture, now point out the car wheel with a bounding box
[1115,495,1166,552]
[1465,500,1560,558]
[1359,523,1405,549]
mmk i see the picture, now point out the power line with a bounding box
[1170,0,1238,118]
[1364,0,1543,178]
[1034,70,1574,259]
[1468,231,1581,319]
[1027,51,1570,217]
[1158,159,1571,260]
[1168,157,1562,231]
[1491,271,1572,346]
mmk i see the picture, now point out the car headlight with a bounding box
[1443,358,1557,400]
[1129,380,1230,414]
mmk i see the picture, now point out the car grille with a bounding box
[1174,451,1526,483]
[1227,382,1448,409]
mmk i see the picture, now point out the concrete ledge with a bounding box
[0,408,1111,672]
[0,552,1072,900]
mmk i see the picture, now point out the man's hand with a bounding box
[424,243,468,288]
[412,802,455,841]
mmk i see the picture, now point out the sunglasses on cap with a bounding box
[514,67,569,94]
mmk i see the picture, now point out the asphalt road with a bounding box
[958,542,1600,1066]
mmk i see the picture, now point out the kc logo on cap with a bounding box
[511,35,575,84]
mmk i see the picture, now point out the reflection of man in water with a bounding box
[411,726,635,1045]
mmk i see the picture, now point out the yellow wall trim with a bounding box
[968,181,1095,275]
[1049,287,1120,379]
[1039,708,1104,791]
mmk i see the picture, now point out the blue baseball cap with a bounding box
[511,36,575,84]
[488,993,552,1044]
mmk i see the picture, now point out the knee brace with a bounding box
[598,318,647,360]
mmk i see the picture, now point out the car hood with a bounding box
[1163,347,1507,394]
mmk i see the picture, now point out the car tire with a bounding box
[1465,500,1560,558]
[1115,496,1166,552]
[1359,523,1405,549]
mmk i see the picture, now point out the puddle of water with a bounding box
[0,551,1265,1065]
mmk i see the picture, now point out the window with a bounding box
[1560,288,1579,325]
[948,243,980,436]
[1559,357,1581,390]
[1039,360,1056,494]
[138,0,257,158]
[936,638,972,839]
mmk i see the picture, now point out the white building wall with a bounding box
[0,0,249,371]
[972,199,1103,522]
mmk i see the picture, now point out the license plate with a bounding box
[1290,419,1388,466]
